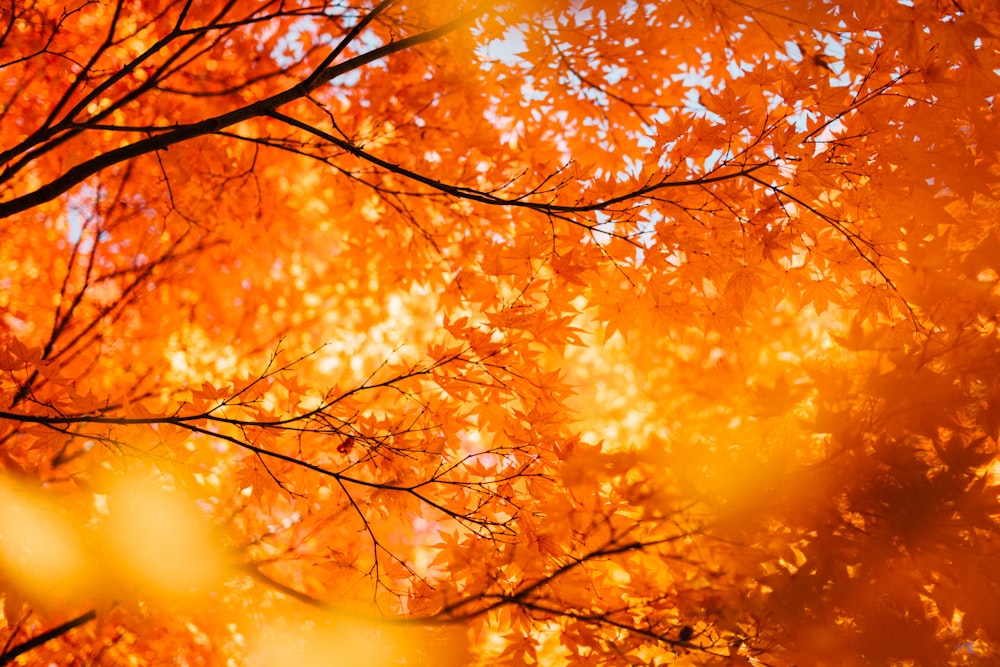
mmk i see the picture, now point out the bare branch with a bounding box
[0,610,96,667]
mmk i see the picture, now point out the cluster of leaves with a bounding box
[1,0,999,664]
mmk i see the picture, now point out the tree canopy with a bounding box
[1,0,999,664]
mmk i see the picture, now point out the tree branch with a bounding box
[0,4,487,220]
[0,610,96,666]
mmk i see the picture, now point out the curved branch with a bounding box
[0,4,488,220]
[266,108,775,217]
[0,610,96,667]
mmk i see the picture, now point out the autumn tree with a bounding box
[1,0,999,664]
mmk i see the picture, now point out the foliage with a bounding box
[1,0,999,664]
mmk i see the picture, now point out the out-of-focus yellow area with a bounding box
[249,616,397,667]
[0,472,227,608]
[100,476,227,600]
[246,608,468,667]
[0,478,93,605]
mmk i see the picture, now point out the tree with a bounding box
[0,0,998,663]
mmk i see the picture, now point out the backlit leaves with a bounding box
[1,0,1000,664]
